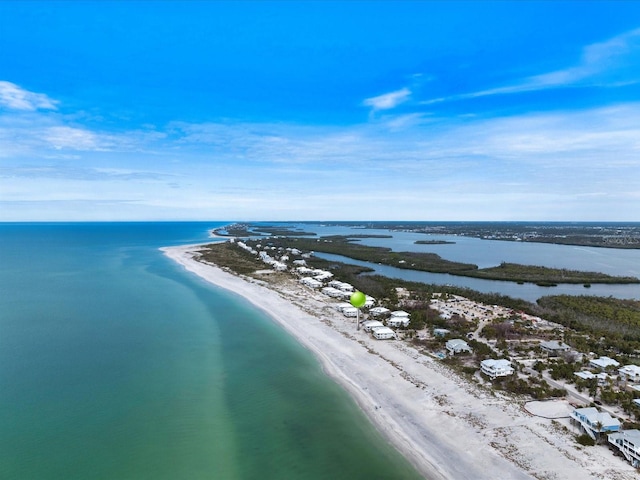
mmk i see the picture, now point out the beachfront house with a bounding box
[372,326,396,340]
[539,340,571,357]
[619,365,640,383]
[328,280,354,292]
[369,307,390,318]
[296,266,314,275]
[608,430,640,468]
[363,320,384,332]
[321,287,343,298]
[480,359,514,379]
[445,339,472,355]
[589,356,620,370]
[300,277,323,289]
[341,306,358,318]
[336,302,353,312]
[571,407,620,441]
[272,261,287,271]
[314,271,333,282]
[364,295,376,308]
[388,310,410,326]
[387,316,411,328]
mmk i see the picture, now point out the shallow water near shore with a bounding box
[0,223,423,480]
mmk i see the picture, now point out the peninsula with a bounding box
[163,237,640,480]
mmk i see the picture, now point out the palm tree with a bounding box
[594,420,604,444]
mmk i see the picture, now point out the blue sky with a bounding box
[1,1,639,221]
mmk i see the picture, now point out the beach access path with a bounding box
[162,244,638,480]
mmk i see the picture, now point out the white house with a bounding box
[589,356,620,370]
[328,280,354,292]
[372,327,396,340]
[364,295,376,308]
[341,307,358,318]
[446,339,471,355]
[387,316,411,328]
[571,407,620,440]
[539,340,571,356]
[363,320,384,332]
[608,430,640,468]
[619,365,640,383]
[335,302,353,312]
[480,359,514,379]
[300,277,323,288]
[272,261,287,271]
[433,328,450,337]
[369,307,390,318]
[321,287,343,298]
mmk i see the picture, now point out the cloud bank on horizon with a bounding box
[0,1,639,221]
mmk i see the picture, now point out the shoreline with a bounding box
[161,243,638,480]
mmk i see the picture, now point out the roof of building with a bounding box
[481,359,512,369]
[369,307,390,313]
[446,339,470,348]
[590,356,620,368]
[609,429,640,445]
[620,364,640,375]
[573,407,620,429]
[540,340,570,351]
[363,320,384,327]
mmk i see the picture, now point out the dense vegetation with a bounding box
[463,262,639,285]
[197,240,640,355]
[537,295,640,345]
[277,235,478,273]
[196,242,265,275]
[414,240,455,245]
[263,236,638,285]
[315,221,640,249]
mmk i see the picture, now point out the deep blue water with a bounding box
[0,223,422,480]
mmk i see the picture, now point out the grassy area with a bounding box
[196,242,264,275]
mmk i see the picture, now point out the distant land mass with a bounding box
[310,221,640,250]
[212,224,640,286]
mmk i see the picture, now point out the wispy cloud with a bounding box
[2,78,639,220]
[362,87,411,112]
[423,27,640,104]
[0,81,58,111]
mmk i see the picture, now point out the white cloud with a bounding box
[423,27,640,104]
[1,82,639,220]
[362,87,411,112]
[0,81,58,111]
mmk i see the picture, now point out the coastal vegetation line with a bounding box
[256,235,640,286]
[198,240,640,355]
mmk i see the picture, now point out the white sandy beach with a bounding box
[162,244,638,480]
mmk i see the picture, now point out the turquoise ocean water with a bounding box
[0,223,423,480]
